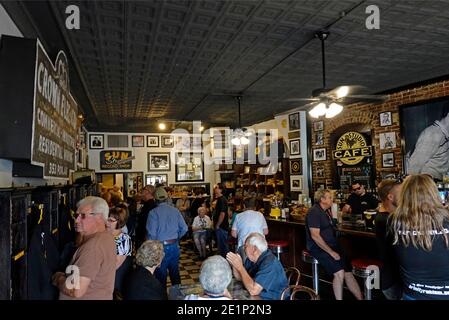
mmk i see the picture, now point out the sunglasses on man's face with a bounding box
[352,186,361,192]
[74,212,96,220]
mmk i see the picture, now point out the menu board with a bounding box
[31,40,78,179]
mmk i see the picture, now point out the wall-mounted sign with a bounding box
[332,131,372,165]
[31,40,78,178]
[100,150,133,170]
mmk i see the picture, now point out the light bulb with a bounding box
[158,123,166,130]
[336,86,349,99]
[231,137,241,146]
[309,102,326,118]
[326,103,343,118]
[241,136,249,145]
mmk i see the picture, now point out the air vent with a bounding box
[107,135,129,148]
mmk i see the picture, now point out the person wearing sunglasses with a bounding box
[52,196,116,300]
[341,181,379,217]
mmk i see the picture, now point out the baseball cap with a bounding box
[154,187,168,200]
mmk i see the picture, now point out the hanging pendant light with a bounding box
[232,96,250,146]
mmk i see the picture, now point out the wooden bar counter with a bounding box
[265,216,379,280]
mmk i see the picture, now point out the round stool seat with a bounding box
[351,259,383,277]
[268,240,289,248]
[302,250,318,264]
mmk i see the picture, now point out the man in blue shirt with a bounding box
[146,187,188,289]
[226,232,288,300]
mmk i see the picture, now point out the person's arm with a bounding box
[310,228,340,260]
[408,127,440,174]
[262,228,269,236]
[52,272,91,298]
[178,212,188,238]
[116,255,126,269]
[146,211,157,240]
[191,217,201,232]
[226,252,263,296]
[341,204,351,214]
[215,211,226,229]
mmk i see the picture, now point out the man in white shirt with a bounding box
[231,199,268,260]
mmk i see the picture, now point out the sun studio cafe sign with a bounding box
[32,40,78,178]
[332,131,372,165]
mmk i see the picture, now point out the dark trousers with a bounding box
[215,228,229,258]
[155,242,181,288]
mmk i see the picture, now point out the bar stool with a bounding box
[267,240,289,261]
[301,250,320,295]
[351,258,383,300]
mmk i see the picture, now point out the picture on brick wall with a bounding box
[313,148,326,161]
[313,121,323,132]
[379,132,396,150]
[382,152,395,168]
[289,139,300,156]
[379,111,392,127]
[401,97,449,179]
[290,158,302,175]
[288,112,300,131]
[316,166,325,178]
[315,131,324,145]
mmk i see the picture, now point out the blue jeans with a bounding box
[155,242,181,288]
[215,228,229,258]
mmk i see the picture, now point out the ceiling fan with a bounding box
[286,30,387,118]
[231,95,253,146]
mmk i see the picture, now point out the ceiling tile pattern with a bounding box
[41,0,449,131]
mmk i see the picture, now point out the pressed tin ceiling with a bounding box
[5,0,449,132]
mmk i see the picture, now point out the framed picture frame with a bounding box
[382,152,395,168]
[313,121,324,132]
[288,112,300,131]
[315,131,324,145]
[289,139,300,156]
[132,135,144,147]
[288,131,300,139]
[145,174,168,186]
[161,135,174,148]
[379,111,392,127]
[148,152,170,171]
[147,135,159,148]
[379,132,396,150]
[316,166,325,178]
[89,134,104,149]
[175,153,204,182]
[313,148,326,161]
[290,158,303,175]
[290,175,303,192]
[175,134,202,152]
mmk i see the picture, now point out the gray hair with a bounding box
[245,232,268,253]
[199,255,232,295]
[77,196,109,222]
[314,189,331,204]
[136,240,165,268]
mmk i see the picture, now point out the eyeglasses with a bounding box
[74,212,96,220]
[352,186,361,192]
[107,217,118,223]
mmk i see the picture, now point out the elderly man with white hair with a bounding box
[185,255,233,300]
[227,232,288,300]
[52,196,116,300]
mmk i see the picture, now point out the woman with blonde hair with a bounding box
[389,174,449,300]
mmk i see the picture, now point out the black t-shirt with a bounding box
[123,266,168,300]
[346,192,378,216]
[214,196,229,231]
[375,212,401,290]
[305,204,337,251]
[135,199,157,246]
[388,219,449,299]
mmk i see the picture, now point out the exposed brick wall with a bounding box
[310,80,449,190]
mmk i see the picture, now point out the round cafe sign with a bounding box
[332,131,372,165]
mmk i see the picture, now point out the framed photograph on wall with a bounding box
[161,135,174,148]
[379,111,392,127]
[289,139,300,156]
[290,158,303,175]
[379,132,396,150]
[148,152,170,171]
[313,148,326,161]
[382,152,395,168]
[315,131,324,145]
[313,121,324,132]
[145,174,168,186]
[175,153,204,182]
[290,176,303,192]
[147,135,159,147]
[288,112,300,131]
[316,166,325,178]
[132,135,144,147]
[89,134,104,149]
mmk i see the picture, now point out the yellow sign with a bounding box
[332,131,372,165]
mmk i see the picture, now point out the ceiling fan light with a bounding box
[309,102,327,118]
[240,136,250,145]
[231,137,241,146]
[326,103,343,118]
[336,86,349,99]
